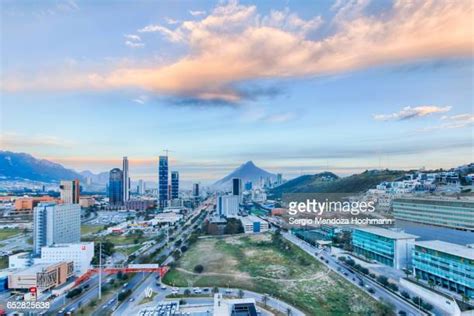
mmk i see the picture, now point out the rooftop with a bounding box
[240,215,267,224]
[355,227,418,240]
[415,240,474,260]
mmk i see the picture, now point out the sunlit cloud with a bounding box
[3,0,472,104]
[373,105,452,121]
[0,132,74,149]
[189,10,206,17]
[124,34,144,48]
[421,113,474,130]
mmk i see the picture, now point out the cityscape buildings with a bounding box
[192,183,200,198]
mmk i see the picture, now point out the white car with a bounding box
[193,287,202,294]
[161,285,167,290]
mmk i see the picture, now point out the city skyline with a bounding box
[1,0,473,182]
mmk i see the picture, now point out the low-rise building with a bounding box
[352,227,418,269]
[36,242,94,276]
[393,197,474,231]
[79,197,95,208]
[213,293,258,315]
[8,252,32,269]
[14,196,58,212]
[240,215,269,234]
[413,240,474,299]
[8,261,74,292]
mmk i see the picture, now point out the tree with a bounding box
[194,264,204,273]
[212,287,219,294]
[401,291,410,299]
[184,289,191,296]
[224,218,244,234]
[238,289,244,298]
[262,294,269,307]
[378,302,396,316]
[286,308,292,316]
[377,275,389,286]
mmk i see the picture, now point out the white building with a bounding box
[8,252,31,269]
[240,215,269,234]
[217,195,240,218]
[36,242,94,276]
[33,203,81,255]
[150,213,183,225]
[59,180,79,204]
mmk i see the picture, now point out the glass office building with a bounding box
[413,240,474,299]
[108,168,123,205]
[393,198,474,231]
[158,156,169,209]
[171,171,179,200]
[352,227,417,269]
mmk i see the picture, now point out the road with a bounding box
[283,232,428,316]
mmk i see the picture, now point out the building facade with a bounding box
[33,203,81,255]
[232,178,242,196]
[59,179,80,204]
[8,262,74,292]
[108,168,123,205]
[37,242,94,276]
[412,240,474,298]
[240,215,270,233]
[122,156,130,202]
[393,197,474,231]
[171,171,179,200]
[217,195,240,218]
[352,227,417,269]
[192,183,199,198]
[158,156,169,209]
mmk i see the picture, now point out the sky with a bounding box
[0,0,473,184]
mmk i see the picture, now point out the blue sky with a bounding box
[1,0,473,183]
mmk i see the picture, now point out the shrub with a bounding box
[401,291,410,299]
[194,264,204,273]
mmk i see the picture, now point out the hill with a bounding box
[270,169,405,198]
[213,161,275,189]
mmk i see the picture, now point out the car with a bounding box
[128,297,135,302]
[203,288,209,292]
[344,272,349,276]
[161,285,167,290]
[58,308,65,313]
[193,287,202,294]
[225,289,232,294]
[123,283,129,288]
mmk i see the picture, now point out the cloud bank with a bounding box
[374,105,452,121]
[3,0,473,104]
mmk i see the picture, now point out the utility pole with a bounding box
[98,242,102,300]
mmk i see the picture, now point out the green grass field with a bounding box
[80,225,104,235]
[163,234,391,315]
[0,228,22,241]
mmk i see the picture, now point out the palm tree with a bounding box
[262,294,269,307]
[286,307,292,316]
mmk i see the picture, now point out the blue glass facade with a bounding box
[352,229,396,267]
[413,242,474,298]
[171,171,179,200]
[158,156,168,209]
[108,168,123,205]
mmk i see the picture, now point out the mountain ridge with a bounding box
[213,160,276,189]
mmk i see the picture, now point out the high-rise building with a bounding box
[36,242,94,276]
[232,178,242,196]
[60,180,80,204]
[122,156,130,202]
[171,171,179,200]
[276,173,283,185]
[108,168,123,205]
[33,203,81,255]
[193,183,200,198]
[244,181,252,191]
[217,195,240,218]
[158,156,169,209]
[138,179,146,195]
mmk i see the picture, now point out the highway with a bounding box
[283,232,428,316]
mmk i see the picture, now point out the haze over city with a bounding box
[1,0,473,182]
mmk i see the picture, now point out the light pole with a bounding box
[98,242,102,300]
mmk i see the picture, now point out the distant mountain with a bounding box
[213,161,276,189]
[0,151,84,183]
[270,169,405,198]
[80,170,109,185]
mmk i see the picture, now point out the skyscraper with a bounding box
[109,168,123,205]
[193,183,200,198]
[171,171,179,200]
[158,156,169,209]
[122,156,130,202]
[232,178,242,196]
[276,173,283,185]
[33,203,81,255]
[60,179,80,204]
[138,179,145,195]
